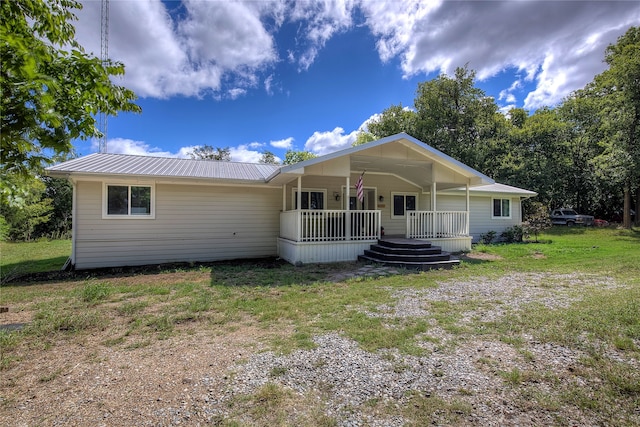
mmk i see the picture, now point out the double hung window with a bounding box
[392,193,417,218]
[294,190,325,210]
[104,184,154,218]
[492,198,511,218]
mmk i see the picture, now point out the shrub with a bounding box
[501,225,524,243]
[479,230,497,244]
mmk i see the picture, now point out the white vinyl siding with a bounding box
[438,194,522,242]
[74,181,281,269]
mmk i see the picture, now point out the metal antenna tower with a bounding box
[98,0,110,153]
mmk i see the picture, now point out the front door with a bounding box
[346,188,376,210]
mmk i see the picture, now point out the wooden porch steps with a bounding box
[358,238,460,270]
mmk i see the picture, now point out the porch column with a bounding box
[431,181,437,239]
[297,176,302,209]
[466,181,470,235]
[282,185,286,212]
[345,176,351,240]
[297,176,302,241]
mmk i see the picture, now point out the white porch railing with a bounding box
[280,210,380,242]
[407,211,468,239]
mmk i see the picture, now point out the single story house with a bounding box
[46,133,536,270]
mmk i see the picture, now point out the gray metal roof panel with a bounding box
[46,153,281,182]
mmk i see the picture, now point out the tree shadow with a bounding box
[0,256,70,284]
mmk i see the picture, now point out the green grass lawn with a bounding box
[0,239,71,281]
[1,227,638,425]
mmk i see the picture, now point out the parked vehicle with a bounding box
[550,209,594,226]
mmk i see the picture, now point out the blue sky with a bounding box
[71,1,640,163]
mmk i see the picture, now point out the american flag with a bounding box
[355,174,364,203]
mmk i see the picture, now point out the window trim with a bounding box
[103,183,155,219]
[291,188,326,210]
[491,197,512,219]
[391,192,418,219]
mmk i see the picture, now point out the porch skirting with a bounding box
[277,238,376,265]
[415,236,472,253]
[277,236,472,265]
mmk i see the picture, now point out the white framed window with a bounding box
[103,183,155,219]
[391,192,417,218]
[492,198,511,219]
[292,189,326,210]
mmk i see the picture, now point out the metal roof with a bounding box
[46,153,281,182]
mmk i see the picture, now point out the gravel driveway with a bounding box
[1,271,636,426]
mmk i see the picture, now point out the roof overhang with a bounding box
[268,133,495,190]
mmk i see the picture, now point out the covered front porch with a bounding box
[268,134,490,265]
[277,208,472,265]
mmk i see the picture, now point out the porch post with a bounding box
[431,181,437,239]
[297,176,302,241]
[282,185,286,212]
[345,176,351,240]
[466,181,470,235]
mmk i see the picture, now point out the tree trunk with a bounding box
[623,187,631,229]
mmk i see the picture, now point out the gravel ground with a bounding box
[1,271,636,426]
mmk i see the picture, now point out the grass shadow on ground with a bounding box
[0,256,70,284]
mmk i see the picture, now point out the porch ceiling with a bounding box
[268,134,494,190]
[350,155,435,188]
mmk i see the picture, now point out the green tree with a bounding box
[504,108,571,209]
[366,104,417,139]
[188,145,231,161]
[283,150,316,165]
[590,27,640,227]
[259,150,279,164]
[0,175,52,241]
[413,66,502,171]
[523,201,552,243]
[1,0,141,196]
[352,131,377,146]
[37,176,73,238]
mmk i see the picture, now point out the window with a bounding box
[294,190,325,210]
[392,193,417,218]
[492,198,511,218]
[104,184,154,218]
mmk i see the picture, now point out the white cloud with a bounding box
[94,138,190,158]
[288,0,356,70]
[76,0,276,98]
[270,137,294,150]
[304,127,358,155]
[227,88,247,100]
[360,0,640,108]
[229,144,264,163]
[74,0,640,111]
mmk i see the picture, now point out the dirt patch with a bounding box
[460,252,503,261]
[0,320,288,426]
